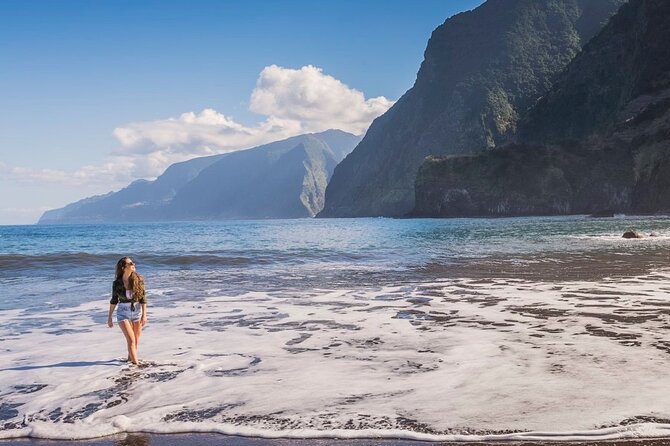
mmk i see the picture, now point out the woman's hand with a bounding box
[107,317,113,328]
[141,316,148,327]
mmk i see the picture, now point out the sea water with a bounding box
[1,216,670,441]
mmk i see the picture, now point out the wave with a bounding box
[2,275,670,441]
[0,251,371,273]
[138,253,256,267]
[1,420,669,442]
[0,252,115,270]
[0,252,256,272]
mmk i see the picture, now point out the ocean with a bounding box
[1,216,670,441]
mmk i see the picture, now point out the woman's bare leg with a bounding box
[132,321,143,358]
[119,320,138,365]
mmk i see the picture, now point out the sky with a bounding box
[0,0,484,225]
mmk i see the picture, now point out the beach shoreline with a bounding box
[1,433,670,446]
[3,219,670,444]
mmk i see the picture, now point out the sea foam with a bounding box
[1,272,669,441]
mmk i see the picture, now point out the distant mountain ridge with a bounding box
[412,0,670,217]
[38,130,361,224]
[167,132,355,219]
[319,0,625,218]
[39,153,225,224]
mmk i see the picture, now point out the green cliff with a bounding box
[413,0,670,217]
[320,0,624,217]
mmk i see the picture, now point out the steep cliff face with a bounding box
[413,0,670,217]
[39,130,360,223]
[520,0,670,143]
[319,0,625,217]
[413,142,636,216]
[167,132,351,219]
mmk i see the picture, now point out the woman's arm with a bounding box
[140,303,147,327]
[107,304,116,328]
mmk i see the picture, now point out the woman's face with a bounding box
[124,258,135,273]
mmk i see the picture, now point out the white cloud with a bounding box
[2,65,394,188]
[113,109,251,152]
[0,160,132,188]
[250,65,394,134]
[110,65,395,173]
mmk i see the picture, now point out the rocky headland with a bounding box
[412,0,670,218]
[319,0,625,217]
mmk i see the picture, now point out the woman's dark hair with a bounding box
[128,272,145,298]
[115,257,145,297]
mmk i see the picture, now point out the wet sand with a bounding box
[3,237,670,444]
[1,433,670,446]
[424,246,670,282]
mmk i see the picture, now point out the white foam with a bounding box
[1,273,670,441]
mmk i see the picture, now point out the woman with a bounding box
[107,257,148,365]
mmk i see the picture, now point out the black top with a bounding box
[110,279,147,305]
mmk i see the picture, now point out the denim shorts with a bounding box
[116,302,142,323]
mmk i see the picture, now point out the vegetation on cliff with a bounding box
[320,0,625,217]
[413,0,670,218]
[413,143,635,217]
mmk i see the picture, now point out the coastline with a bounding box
[1,433,670,446]
[3,219,670,444]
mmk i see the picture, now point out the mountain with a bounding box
[38,154,224,224]
[38,130,361,224]
[165,130,360,219]
[412,0,670,217]
[319,0,625,218]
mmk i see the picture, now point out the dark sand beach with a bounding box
[428,247,670,282]
[3,222,670,446]
[0,434,670,446]
[1,434,670,446]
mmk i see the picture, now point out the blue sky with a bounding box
[0,0,484,225]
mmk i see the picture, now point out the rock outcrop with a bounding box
[412,0,670,218]
[319,0,625,217]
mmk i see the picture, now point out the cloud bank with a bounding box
[111,65,392,179]
[250,65,393,134]
[6,65,394,188]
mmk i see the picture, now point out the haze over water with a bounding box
[1,216,670,441]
